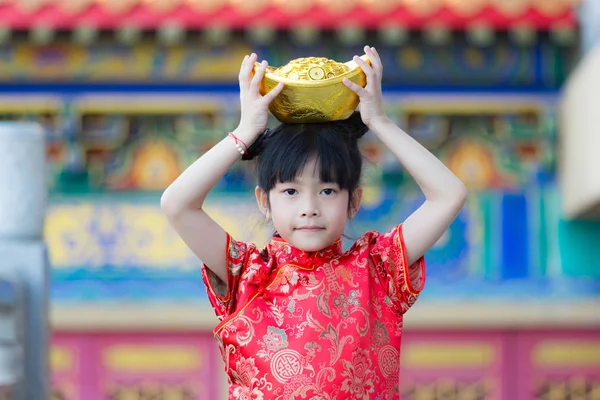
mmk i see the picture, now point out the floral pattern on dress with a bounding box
[231,357,266,400]
[264,326,289,351]
[202,224,426,400]
[341,348,376,399]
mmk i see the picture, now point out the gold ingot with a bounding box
[253,55,370,123]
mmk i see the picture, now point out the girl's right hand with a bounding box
[236,53,284,142]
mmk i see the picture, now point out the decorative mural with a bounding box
[1,94,594,303]
[0,98,242,194]
[0,37,574,89]
[0,43,250,82]
[0,95,558,194]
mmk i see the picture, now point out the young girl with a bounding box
[161,46,467,400]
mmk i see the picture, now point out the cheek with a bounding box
[268,197,288,221]
[327,197,351,219]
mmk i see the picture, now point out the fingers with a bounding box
[342,78,367,96]
[239,55,283,104]
[239,53,257,91]
[251,59,268,91]
[364,45,382,73]
[353,54,376,83]
[263,82,285,104]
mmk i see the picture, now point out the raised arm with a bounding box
[366,117,467,265]
[161,54,283,282]
[344,46,467,265]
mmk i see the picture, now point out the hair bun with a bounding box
[242,128,271,161]
[242,113,367,161]
[329,111,369,142]
[346,111,369,141]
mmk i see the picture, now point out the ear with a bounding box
[255,186,270,219]
[349,187,363,219]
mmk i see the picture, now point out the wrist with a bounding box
[232,125,262,146]
[367,115,393,132]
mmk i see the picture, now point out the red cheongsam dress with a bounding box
[201,224,426,400]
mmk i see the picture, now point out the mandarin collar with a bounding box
[268,235,342,266]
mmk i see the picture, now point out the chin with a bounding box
[291,237,335,252]
[299,244,327,252]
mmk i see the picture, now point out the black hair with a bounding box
[243,111,368,212]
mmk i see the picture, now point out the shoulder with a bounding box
[344,226,403,257]
[226,236,270,272]
[227,234,263,255]
[345,230,382,254]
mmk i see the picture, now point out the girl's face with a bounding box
[256,157,361,252]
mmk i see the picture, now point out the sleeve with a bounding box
[200,233,261,321]
[369,223,426,316]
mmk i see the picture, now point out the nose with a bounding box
[300,194,320,217]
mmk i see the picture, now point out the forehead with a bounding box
[295,157,319,179]
[288,158,338,184]
[273,153,343,186]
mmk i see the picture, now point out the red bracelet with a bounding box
[228,132,248,155]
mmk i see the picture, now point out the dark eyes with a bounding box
[283,188,336,196]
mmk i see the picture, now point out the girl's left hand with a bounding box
[343,45,388,128]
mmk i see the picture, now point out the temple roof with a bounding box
[0,0,580,29]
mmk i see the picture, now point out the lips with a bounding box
[296,226,325,231]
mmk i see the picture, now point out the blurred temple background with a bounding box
[0,0,599,399]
